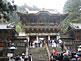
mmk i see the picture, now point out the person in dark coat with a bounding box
[54,40,59,47]
[59,53,63,61]
[62,53,70,61]
[60,42,64,51]
[50,56,56,61]
[29,54,32,61]
[15,55,20,61]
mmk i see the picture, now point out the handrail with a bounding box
[46,43,50,60]
[25,46,29,56]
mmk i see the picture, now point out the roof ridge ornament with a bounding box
[7,22,15,28]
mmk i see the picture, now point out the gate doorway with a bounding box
[50,36,56,40]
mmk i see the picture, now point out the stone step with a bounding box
[28,47,49,61]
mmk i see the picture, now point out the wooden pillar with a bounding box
[75,35,77,52]
[75,35,77,40]
[36,36,39,42]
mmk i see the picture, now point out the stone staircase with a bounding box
[49,44,63,54]
[28,47,49,61]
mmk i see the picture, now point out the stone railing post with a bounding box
[46,43,50,60]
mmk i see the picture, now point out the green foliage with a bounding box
[17,4,40,13]
[0,0,17,23]
[16,25,22,33]
[16,22,22,32]
[0,0,23,33]
[63,0,81,13]
[0,0,9,21]
[63,0,81,32]
[9,11,19,24]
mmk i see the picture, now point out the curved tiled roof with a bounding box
[69,23,81,29]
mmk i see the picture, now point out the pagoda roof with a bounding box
[17,11,68,26]
[65,23,81,35]
[17,11,68,16]
[0,23,18,34]
[69,23,81,29]
[0,24,15,29]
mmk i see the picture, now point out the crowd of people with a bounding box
[48,39,81,61]
[29,39,46,48]
[14,53,32,61]
[11,39,81,61]
[50,48,81,61]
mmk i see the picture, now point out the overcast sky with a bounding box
[14,0,67,13]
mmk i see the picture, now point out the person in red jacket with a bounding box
[52,48,57,55]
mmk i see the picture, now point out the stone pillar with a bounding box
[27,36,29,42]
[48,35,50,41]
[26,36,29,56]
[47,35,50,46]
[57,35,60,40]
